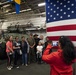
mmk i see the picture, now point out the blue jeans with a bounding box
[22,53,27,65]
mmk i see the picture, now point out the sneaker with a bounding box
[7,67,11,70]
[10,66,13,69]
[16,66,19,69]
[25,64,28,67]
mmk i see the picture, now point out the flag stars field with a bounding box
[46,0,76,46]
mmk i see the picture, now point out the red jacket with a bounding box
[42,44,75,75]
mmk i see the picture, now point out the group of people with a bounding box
[6,36,28,70]
[5,33,76,75]
[6,34,47,70]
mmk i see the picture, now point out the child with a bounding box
[36,42,43,64]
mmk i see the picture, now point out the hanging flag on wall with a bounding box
[45,0,76,46]
[14,0,21,14]
[8,0,21,14]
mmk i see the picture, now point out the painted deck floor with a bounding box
[0,61,50,75]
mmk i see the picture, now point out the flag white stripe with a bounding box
[47,30,76,36]
[47,19,76,27]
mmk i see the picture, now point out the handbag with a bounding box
[19,50,22,55]
[17,49,22,55]
[8,52,13,55]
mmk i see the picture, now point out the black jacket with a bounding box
[20,41,28,54]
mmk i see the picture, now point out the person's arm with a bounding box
[31,39,35,48]
[13,42,20,50]
[32,42,35,48]
[7,46,13,52]
[42,44,56,64]
[32,39,35,48]
[26,42,29,53]
[13,46,20,49]
[27,39,31,48]
[25,41,28,53]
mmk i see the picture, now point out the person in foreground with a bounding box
[42,36,76,75]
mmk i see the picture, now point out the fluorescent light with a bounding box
[20,9,31,12]
[5,9,32,15]
[38,2,45,7]
[3,4,10,7]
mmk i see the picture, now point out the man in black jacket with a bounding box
[34,34,40,62]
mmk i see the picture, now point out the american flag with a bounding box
[46,0,76,46]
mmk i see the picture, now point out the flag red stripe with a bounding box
[47,25,76,32]
[47,36,76,41]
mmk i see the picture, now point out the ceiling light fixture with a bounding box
[3,4,10,7]
[5,9,32,15]
[38,2,45,7]
[20,9,32,12]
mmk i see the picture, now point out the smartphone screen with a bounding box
[52,42,58,46]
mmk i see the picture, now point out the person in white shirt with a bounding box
[36,42,43,64]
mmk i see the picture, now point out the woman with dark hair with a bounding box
[13,36,21,68]
[6,36,14,70]
[42,36,76,75]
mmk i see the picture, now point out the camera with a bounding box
[52,42,58,46]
